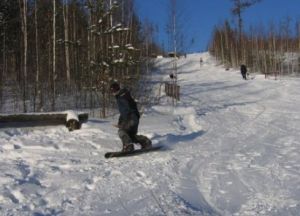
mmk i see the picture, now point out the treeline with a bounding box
[0,0,161,116]
[209,18,300,78]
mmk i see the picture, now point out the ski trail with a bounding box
[1,53,300,215]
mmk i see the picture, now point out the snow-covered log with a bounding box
[0,111,88,131]
[65,111,82,131]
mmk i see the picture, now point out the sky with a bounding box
[134,0,300,53]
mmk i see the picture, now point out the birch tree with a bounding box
[0,11,4,106]
[34,0,42,111]
[19,0,28,112]
[63,0,71,86]
[52,0,57,110]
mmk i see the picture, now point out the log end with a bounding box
[66,119,81,131]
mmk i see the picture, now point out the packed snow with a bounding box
[1,53,300,215]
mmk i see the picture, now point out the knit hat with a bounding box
[109,81,120,94]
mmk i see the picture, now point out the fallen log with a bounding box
[0,111,89,131]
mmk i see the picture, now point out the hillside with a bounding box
[1,53,300,215]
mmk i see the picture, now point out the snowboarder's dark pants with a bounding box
[118,114,151,150]
[241,72,247,80]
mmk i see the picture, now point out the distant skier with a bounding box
[110,81,152,152]
[240,64,247,80]
[200,57,203,67]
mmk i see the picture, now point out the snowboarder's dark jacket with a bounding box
[115,88,140,129]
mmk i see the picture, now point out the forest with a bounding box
[0,0,160,116]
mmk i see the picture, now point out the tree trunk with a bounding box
[34,0,41,112]
[63,0,71,86]
[0,22,6,110]
[19,0,28,112]
[52,0,56,111]
[72,4,78,86]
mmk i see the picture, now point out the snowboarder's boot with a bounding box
[141,140,152,150]
[135,135,152,149]
[119,129,134,152]
[122,143,134,152]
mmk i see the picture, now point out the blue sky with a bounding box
[134,0,300,53]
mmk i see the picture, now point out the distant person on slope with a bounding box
[110,81,152,152]
[240,64,247,80]
[200,57,203,67]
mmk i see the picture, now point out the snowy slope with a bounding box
[1,53,300,216]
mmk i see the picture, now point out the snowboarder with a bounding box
[110,81,152,152]
[240,64,247,80]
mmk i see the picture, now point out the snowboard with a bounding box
[105,145,163,158]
